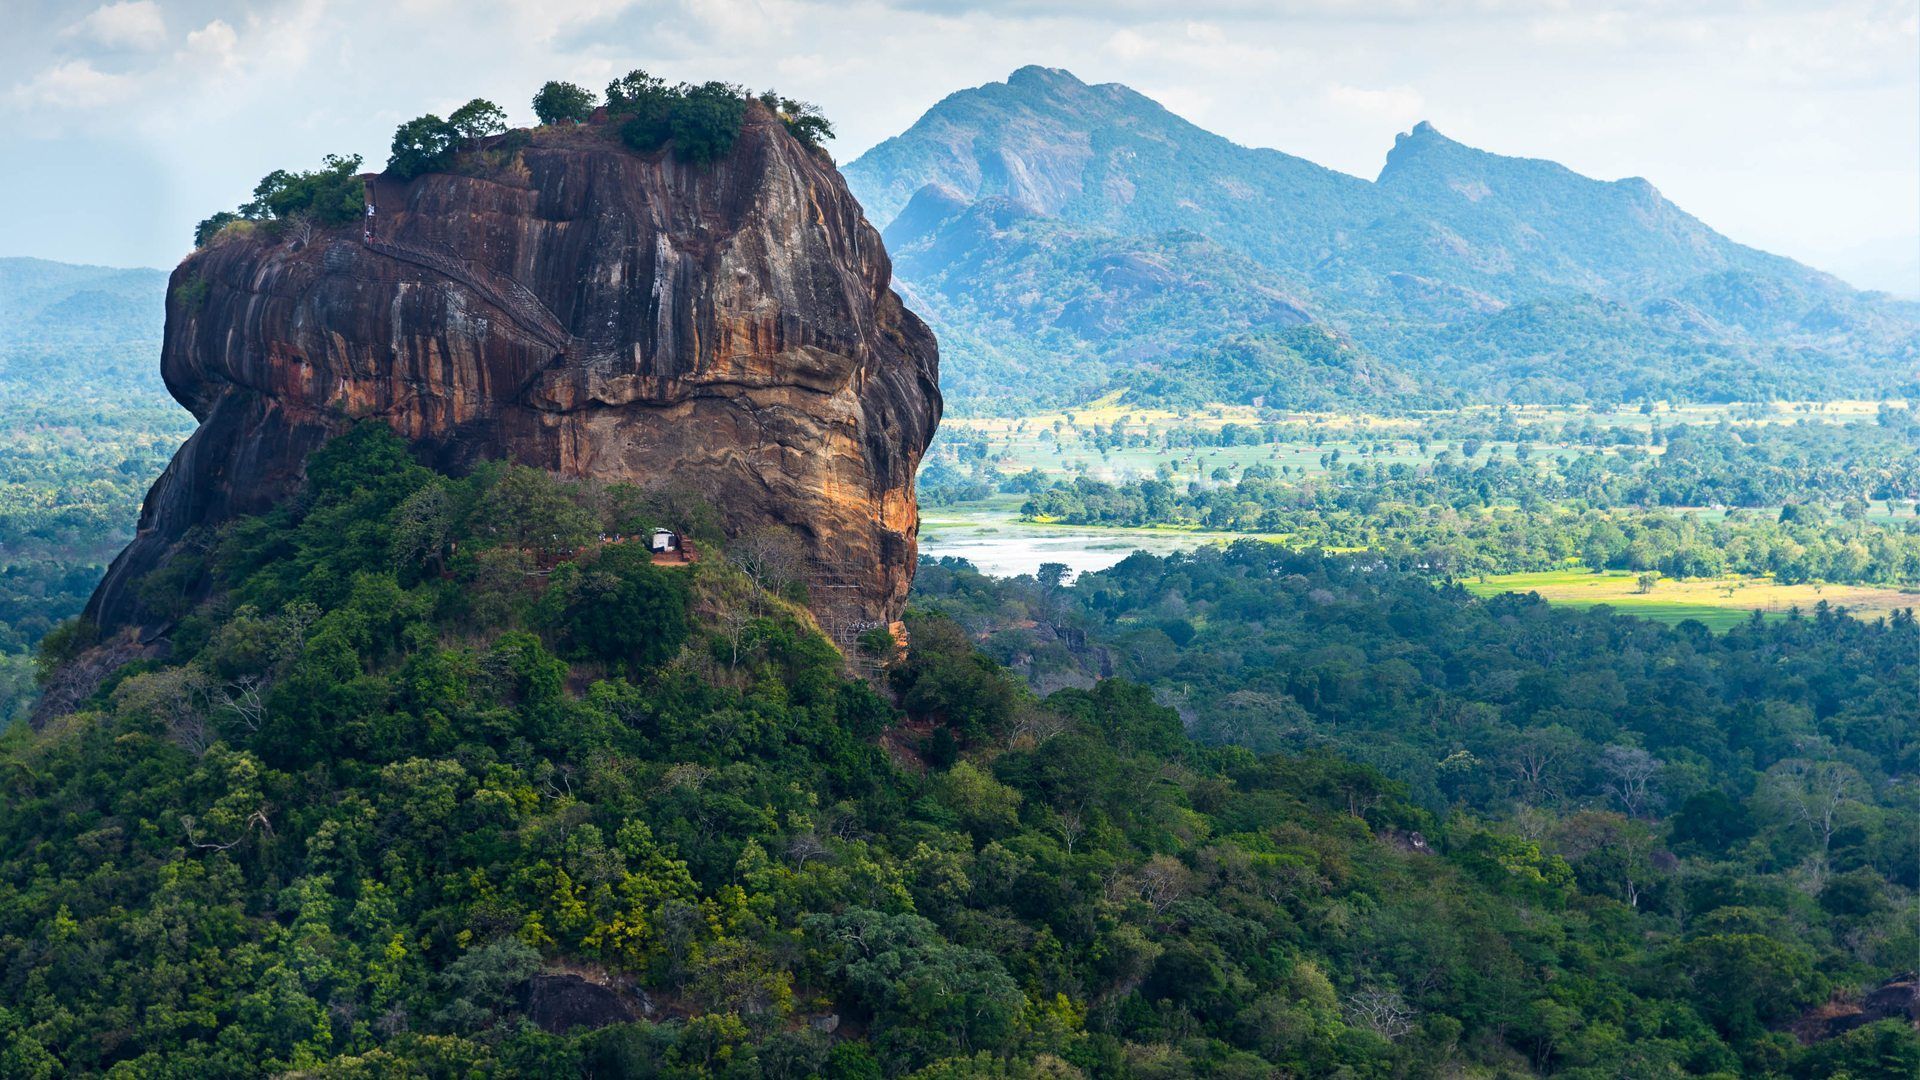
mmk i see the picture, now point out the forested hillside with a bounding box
[3,425,1914,1078]
[918,546,1920,1069]
[882,191,1432,411]
[848,68,1920,414]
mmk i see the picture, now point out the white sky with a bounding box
[3,0,1915,295]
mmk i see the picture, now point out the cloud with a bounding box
[67,1,168,51]
[681,0,805,43]
[887,0,1571,19]
[8,60,138,110]
[1323,82,1426,124]
[184,19,240,68]
[1526,12,1633,47]
[1100,19,1287,71]
[1103,28,1152,60]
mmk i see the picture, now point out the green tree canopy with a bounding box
[387,115,460,180]
[667,81,748,165]
[233,153,366,230]
[532,80,596,125]
[545,544,691,675]
[605,69,669,112]
[447,98,508,141]
[758,91,834,149]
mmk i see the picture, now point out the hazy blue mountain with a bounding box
[0,257,162,315]
[0,258,169,393]
[848,68,1920,413]
[1355,121,1781,295]
[883,187,1430,412]
[851,66,1377,280]
[882,186,1433,410]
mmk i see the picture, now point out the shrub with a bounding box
[174,273,211,312]
[605,69,669,112]
[856,625,895,657]
[604,75,756,164]
[434,938,542,1029]
[1670,932,1825,1036]
[892,615,1020,743]
[532,80,596,125]
[807,909,1025,1069]
[617,109,673,155]
[471,464,597,550]
[193,211,241,248]
[190,154,363,245]
[34,618,96,685]
[758,91,833,149]
[387,115,460,180]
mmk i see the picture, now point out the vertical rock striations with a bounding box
[87,102,941,650]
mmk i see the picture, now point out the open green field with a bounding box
[923,502,1920,629]
[1461,569,1919,629]
[948,395,1900,434]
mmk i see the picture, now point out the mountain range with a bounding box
[846,66,1920,413]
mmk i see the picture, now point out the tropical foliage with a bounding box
[8,427,1913,1076]
[195,154,367,247]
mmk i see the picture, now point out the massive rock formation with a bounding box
[87,102,940,649]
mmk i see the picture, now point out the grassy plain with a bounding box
[1459,569,1918,629]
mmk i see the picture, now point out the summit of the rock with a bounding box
[88,102,942,653]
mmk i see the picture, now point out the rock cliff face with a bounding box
[88,103,941,647]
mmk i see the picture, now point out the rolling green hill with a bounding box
[884,189,1429,411]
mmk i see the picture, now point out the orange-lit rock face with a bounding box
[89,105,942,645]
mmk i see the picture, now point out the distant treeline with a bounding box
[1022,476,1920,585]
[969,412,1920,587]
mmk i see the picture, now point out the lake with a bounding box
[917,499,1235,580]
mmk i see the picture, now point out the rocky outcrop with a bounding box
[1790,975,1920,1044]
[86,102,941,648]
[522,973,638,1034]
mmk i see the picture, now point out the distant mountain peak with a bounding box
[1395,120,1457,147]
[1381,123,1654,201]
[1380,120,1472,177]
[1006,65,1085,89]
[990,64,1164,120]
[846,65,1359,234]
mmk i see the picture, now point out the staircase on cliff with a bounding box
[363,236,575,358]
